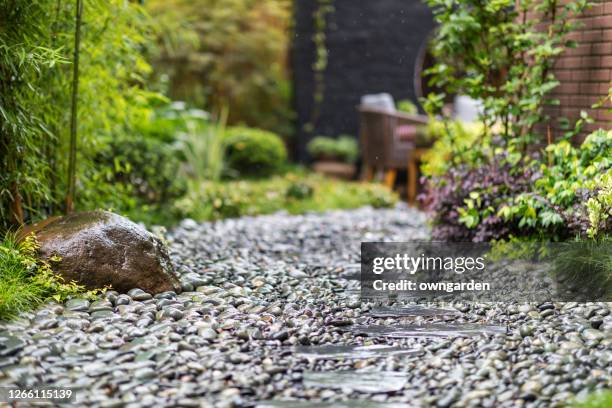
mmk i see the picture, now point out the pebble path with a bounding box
[0,205,610,407]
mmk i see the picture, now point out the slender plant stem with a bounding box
[66,0,82,214]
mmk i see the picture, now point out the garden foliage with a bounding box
[223,127,288,178]
[425,130,611,242]
[0,0,163,231]
[423,0,593,148]
[175,171,397,221]
[307,135,359,164]
[420,0,610,242]
[146,0,294,136]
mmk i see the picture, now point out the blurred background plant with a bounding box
[307,135,359,164]
[175,170,397,221]
[396,99,419,115]
[223,127,288,178]
[145,0,294,137]
[178,108,227,186]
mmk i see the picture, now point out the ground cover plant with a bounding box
[424,130,611,242]
[0,234,99,320]
[175,170,397,221]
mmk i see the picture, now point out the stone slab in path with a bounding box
[295,344,421,360]
[346,323,507,338]
[302,371,408,393]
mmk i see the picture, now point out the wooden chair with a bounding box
[358,105,428,204]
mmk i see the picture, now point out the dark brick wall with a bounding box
[291,0,435,160]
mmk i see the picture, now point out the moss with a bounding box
[571,391,612,408]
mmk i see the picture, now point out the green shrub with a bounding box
[94,138,186,206]
[307,135,359,164]
[498,129,612,240]
[425,129,612,242]
[0,234,100,320]
[420,119,485,177]
[223,127,287,178]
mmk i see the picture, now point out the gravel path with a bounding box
[0,205,610,407]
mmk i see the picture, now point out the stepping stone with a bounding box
[302,371,408,393]
[295,344,420,360]
[369,305,459,317]
[345,323,506,338]
[257,401,407,408]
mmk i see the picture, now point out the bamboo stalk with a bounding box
[65,0,83,214]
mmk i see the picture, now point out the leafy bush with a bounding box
[424,130,612,242]
[396,100,418,114]
[223,127,287,178]
[419,0,599,243]
[420,119,484,177]
[423,0,590,148]
[175,171,397,221]
[498,130,611,240]
[0,234,100,320]
[307,135,359,164]
[423,149,538,242]
[93,138,186,207]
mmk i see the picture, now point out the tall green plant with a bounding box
[0,0,163,232]
[423,0,592,151]
[66,0,83,213]
[178,109,228,186]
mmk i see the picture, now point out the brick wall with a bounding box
[543,0,612,138]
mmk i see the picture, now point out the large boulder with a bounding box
[31,211,181,294]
